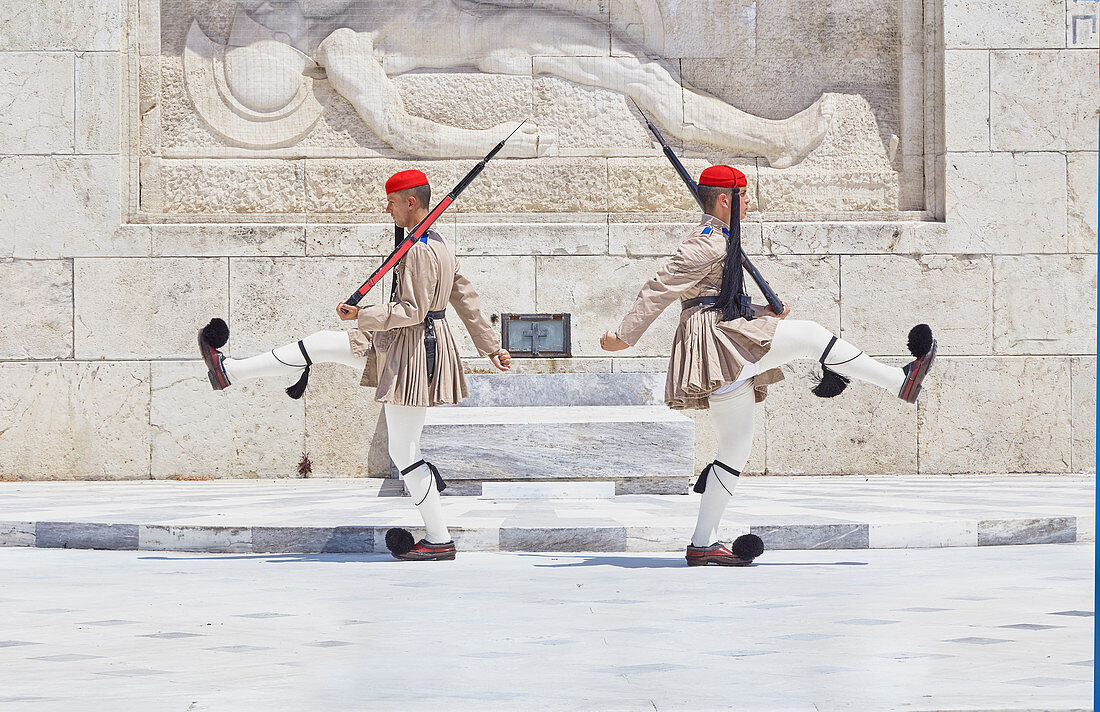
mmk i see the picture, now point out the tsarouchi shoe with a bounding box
[198,318,231,391]
[686,534,764,567]
[394,539,457,561]
[686,542,753,567]
[899,324,937,404]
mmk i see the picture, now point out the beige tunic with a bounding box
[348,230,501,407]
[616,215,784,409]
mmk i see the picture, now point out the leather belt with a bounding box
[681,296,717,311]
[424,309,447,383]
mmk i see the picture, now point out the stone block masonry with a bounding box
[0,0,1093,479]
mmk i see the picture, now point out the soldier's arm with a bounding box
[614,232,723,346]
[449,269,503,357]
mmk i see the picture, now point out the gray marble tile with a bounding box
[31,654,104,662]
[596,663,696,674]
[37,522,138,550]
[0,522,35,547]
[499,527,626,552]
[138,525,251,553]
[1007,677,1092,686]
[460,373,665,407]
[751,524,869,550]
[776,633,839,641]
[836,619,898,625]
[944,637,1010,645]
[704,649,776,658]
[423,418,694,482]
[977,517,1077,546]
[139,632,205,639]
[252,526,374,554]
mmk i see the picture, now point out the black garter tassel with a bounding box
[284,340,313,400]
[811,334,851,398]
[811,366,850,398]
[401,459,447,493]
[693,460,739,494]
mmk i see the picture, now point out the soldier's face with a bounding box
[739,187,751,219]
[386,192,412,227]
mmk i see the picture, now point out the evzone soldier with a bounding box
[600,165,937,567]
[198,169,512,561]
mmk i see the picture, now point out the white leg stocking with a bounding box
[384,403,450,544]
[754,320,905,394]
[690,380,756,547]
[222,330,365,384]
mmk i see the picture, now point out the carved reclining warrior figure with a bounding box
[190,0,834,166]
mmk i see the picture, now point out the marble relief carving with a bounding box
[145,0,911,217]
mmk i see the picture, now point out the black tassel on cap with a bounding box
[385,527,415,556]
[284,340,312,400]
[201,318,229,349]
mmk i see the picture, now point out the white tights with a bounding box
[221,332,450,544]
[690,380,756,547]
[690,319,905,547]
[222,330,366,384]
[384,404,451,544]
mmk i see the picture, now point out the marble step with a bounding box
[418,405,694,495]
[479,482,616,499]
[461,372,664,407]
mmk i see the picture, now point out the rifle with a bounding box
[631,101,785,315]
[340,121,527,311]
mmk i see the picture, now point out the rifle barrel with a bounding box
[343,122,525,307]
[631,99,783,314]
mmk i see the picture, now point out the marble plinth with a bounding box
[420,405,694,495]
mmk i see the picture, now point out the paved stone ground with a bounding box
[0,544,1092,711]
[0,474,1093,552]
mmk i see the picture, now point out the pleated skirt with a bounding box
[665,305,784,409]
[348,320,468,407]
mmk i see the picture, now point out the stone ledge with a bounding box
[0,475,1090,553]
[3,516,1087,554]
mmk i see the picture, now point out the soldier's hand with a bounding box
[337,303,359,321]
[600,331,629,351]
[774,301,791,319]
[490,349,511,372]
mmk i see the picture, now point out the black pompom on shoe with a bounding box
[899,324,937,404]
[201,318,230,349]
[907,323,933,358]
[730,534,764,561]
[385,527,415,556]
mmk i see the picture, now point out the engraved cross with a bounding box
[522,323,549,355]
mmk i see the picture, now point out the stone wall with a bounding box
[0,0,1095,479]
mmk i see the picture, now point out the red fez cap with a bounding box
[385,169,429,194]
[699,165,746,189]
